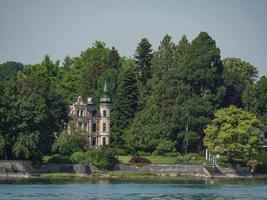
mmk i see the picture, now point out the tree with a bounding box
[52,130,88,156]
[173,32,225,151]
[0,61,24,80]
[134,38,153,85]
[107,46,121,69]
[79,41,110,99]
[0,56,68,160]
[111,60,139,146]
[62,55,73,71]
[12,132,41,161]
[204,106,261,161]
[223,58,258,107]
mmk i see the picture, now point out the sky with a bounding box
[0,0,267,76]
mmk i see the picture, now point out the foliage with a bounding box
[43,154,72,164]
[70,147,118,170]
[111,60,139,145]
[223,58,258,107]
[0,61,24,80]
[12,132,41,161]
[70,151,86,164]
[134,38,153,85]
[129,156,151,164]
[0,134,6,157]
[52,130,88,156]
[204,106,261,161]
[155,140,175,155]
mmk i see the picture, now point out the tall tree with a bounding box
[0,56,68,160]
[111,60,139,146]
[134,38,153,85]
[108,46,121,69]
[79,41,110,99]
[173,32,225,151]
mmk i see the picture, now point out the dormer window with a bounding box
[103,110,106,117]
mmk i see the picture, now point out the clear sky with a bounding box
[0,0,266,76]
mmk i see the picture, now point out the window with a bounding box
[84,123,87,130]
[93,123,96,132]
[78,123,82,128]
[80,110,84,116]
[103,137,106,145]
[103,110,106,117]
[103,123,106,132]
[92,137,96,146]
[77,110,79,116]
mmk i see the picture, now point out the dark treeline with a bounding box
[0,32,266,160]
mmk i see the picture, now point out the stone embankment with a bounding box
[0,160,97,178]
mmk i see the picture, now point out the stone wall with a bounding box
[0,160,94,177]
[115,164,207,176]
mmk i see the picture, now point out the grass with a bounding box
[40,173,79,178]
[118,155,204,165]
[118,155,176,164]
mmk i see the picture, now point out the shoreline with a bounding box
[1,171,267,181]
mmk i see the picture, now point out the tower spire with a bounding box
[104,81,108,93]
[100,81,111,104]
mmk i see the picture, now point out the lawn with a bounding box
[119,155,205,164]
[118,155,177,164]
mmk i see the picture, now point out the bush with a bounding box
[52,130,88,156]
[129,156,151,164]
[217,156,228,165]
[70,151,86,164]
[155,140,175,155]
[69,148,118,170]
[43,154,72,164]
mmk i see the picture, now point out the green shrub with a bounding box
[43,154,72,164]
[84,147,118,170]
[217,156,229,165]
[70,151,86,164]
[155,140,175,155]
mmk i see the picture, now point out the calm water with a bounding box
[0,178,267,200]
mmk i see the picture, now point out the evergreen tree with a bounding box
[111,60,139,146]
[173,32,225,151]
[108,46,121,69]
[134,38,153,85]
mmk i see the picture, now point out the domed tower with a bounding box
[99,81,111,146]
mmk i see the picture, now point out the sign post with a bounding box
[211,156,217,179]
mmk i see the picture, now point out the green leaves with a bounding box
[204,106,261,161]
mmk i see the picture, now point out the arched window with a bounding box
[103,123,106,132]
[103,110,106,117]
[103,137,106,145]
[93,123,96,132]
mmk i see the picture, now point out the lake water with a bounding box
[0,178,267,200]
